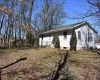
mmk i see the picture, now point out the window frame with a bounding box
[78,31,81,40]
[63,31,67,39]
[88,33,93,42]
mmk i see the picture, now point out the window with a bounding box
[88,33,92,42]
[49,36,51,40]
[78,31,81,40]
[41,35,43,39]
[63,32,67,39]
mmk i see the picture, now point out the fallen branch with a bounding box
[0,57,27,80]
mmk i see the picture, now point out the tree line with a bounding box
[0,0,99,49]
[0,0,66,48]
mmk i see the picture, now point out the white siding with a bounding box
[75,25,96,49]
[39,31,72,49]
[39,38,42,46]
[39,36,53,47]
[59,34,71,49]
[39,24,96,50]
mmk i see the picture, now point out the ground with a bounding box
[68,50,100,80]
[0,48,100,80]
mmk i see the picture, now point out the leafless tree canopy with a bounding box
[0,0,67,48]
[0,0,35,48]
[32,0,67,32]
[87,0,100,25]
[68,0,100,28]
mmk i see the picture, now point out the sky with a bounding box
[63,0,99,32]
[36,0,95,26]
[0,0,99,32]
[64,0,91,24]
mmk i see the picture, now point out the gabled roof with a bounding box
[39,21,97,35]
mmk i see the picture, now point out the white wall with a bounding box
[75,25,96,49]
[59,33,71,49]
[39,31,72,49]
[39,25,96,49]
[39,36,53,47]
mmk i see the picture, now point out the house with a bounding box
[39,21,97,50]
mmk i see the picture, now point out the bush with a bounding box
[52,34,60,48]
[70,27,77,51]
[26,32,34,47]
[34,37,39,48]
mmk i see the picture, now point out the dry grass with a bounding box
[68,50,100,80]
[0,48,65,80]
[0,48,100,80]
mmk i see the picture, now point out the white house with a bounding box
[39,21,97,50]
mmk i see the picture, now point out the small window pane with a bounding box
[63,32,67,39]
[41,35,43,39]
[88,33,92,42]
[78,31,81,40]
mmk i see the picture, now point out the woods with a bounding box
[0,0,33,48]
[0,0,66,48]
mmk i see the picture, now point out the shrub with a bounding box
[26,32,34,47]
[34,37,39,48]
[52,34,60,48]
[70,27,77,51]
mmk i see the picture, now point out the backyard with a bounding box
[0,48,100,80]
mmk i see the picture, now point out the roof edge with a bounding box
[39,21,97,35]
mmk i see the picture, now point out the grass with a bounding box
[68,50,100,80]
[0,48,100,80]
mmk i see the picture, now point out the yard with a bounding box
[0,48,100,80]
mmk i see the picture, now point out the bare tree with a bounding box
[87,0,100,26]
[70,0,100,26]
[0,0,67,48]
[0,0,36,48]
[34,0,67,32]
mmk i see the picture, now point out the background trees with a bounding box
[0,0,66,48]
[33,0,66,32]
[1,0,99,49]
[0,0,35,48]
[69,0,100,30]
[87,0,100,26]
